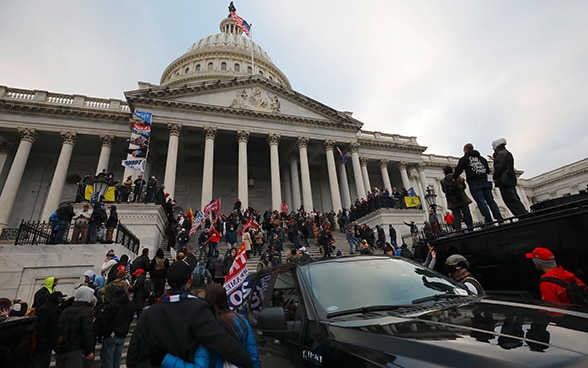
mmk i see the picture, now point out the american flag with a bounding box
[230,11,251,37]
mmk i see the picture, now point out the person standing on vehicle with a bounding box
[526,247,587,305]
[445,254,485,295]
[453,143,504,224]
[126,260,253,368]
[490,138,529,217]
[441,166,474,231]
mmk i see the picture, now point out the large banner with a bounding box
[84,184,116,203]
[223,243,251,314]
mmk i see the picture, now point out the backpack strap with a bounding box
[540,277,571,287]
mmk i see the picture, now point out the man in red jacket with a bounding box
[526,247,587,305]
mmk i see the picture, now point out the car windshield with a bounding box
[302,257,469,317]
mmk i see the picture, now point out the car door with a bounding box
[246,268,304,367]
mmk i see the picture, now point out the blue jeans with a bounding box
[451,204,474,231]
[101,335,125,368]
[468,181,503,223]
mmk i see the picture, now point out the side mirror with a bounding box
[257,307,287,336]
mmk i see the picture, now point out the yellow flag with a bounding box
[405,196,420,208]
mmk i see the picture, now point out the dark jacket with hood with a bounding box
[55,286,95,356]
[454,149,490,184]
[492,144,518,187]
[96,290,135,339]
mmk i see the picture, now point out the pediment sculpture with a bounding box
[230,87,281,113]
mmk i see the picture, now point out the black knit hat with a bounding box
[443,166,453,175]
[166,260,192,288]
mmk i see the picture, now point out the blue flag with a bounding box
[134,110,152,125]
[407,187,417,197]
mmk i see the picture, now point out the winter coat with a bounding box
[442,174,472,209]
[55,301,95,355]
[160,314,261,368]
[96,292,135,339]
[492,145,518,187]
[540,266,587,305]
[130,274,146,310]
[126,290,253,368]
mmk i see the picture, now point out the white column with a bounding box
[42,131,77,220]
[163,123,181,200]
[237,130,249,210]
[290,156,301,210]
[268,133,282,212]
[399,161,411,191]
[95,134,114,175]
[360,157,371,194]
[417,162,429,197]
[379,159,392,191]
[323,140,342,212]
[338,161,351,208]
[0,142,9,178]
[297,137,313,212]
[0,128,36,230]
[349,142,365,200]
[282,167,293,212]
[201,127,217,209]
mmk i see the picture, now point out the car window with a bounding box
[270,270,301,321]
[302,257,467,316]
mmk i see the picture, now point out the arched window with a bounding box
[185,67,190,73]
[234,63,240,72]
[207,62,213,70]
[221,62,227,71]
[195,64,201,71]
[247,66,252,74]
[258,70,264,76]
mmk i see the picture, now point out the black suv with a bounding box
[244,256,588,367]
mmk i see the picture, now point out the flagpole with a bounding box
[250,24,255,75]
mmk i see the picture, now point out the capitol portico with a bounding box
[0,13,586,236]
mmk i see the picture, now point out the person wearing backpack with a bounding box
[526,247,588,305]
[191,260,211,292]
[441,166,474,232]
[95,287,135,368]
[53,286,95,367]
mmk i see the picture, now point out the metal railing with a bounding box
[6,220,140,254]
[116,223,140,254]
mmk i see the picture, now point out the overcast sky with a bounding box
[1,0,587,178]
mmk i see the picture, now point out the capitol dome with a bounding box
[160,16,291,89]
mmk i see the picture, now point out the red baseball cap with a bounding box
[525,247,555,262]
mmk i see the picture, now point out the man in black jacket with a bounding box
[31,291,65,368]
[54,201,75,244]
[454,143,504,224]
[491,138,529,217]
[54,286,95,367]
[126,260,253,368]
[96,287,135,368]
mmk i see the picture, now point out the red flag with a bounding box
[203,198,221,214]
[238,216,253,236]
[223,242,251,313]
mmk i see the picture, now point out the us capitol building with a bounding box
[0,14,587,236]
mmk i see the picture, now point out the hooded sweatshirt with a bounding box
[540,266,587,305]
[32,276,57,308]
[454,149,490,184]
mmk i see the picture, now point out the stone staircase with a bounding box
[162,230,350,273]
[46,231,349,367]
